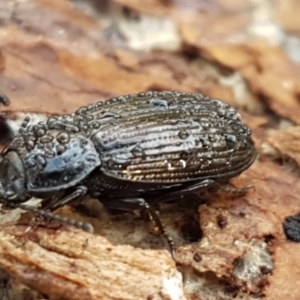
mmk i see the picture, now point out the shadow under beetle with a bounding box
[0,91,257,258]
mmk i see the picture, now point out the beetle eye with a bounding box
[0,151,27,202]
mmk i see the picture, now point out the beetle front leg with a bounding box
[18,185,93,233]
[100,197,176,259]
[48,185,88,211]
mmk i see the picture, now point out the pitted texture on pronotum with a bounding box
[0,91,257,258]
[5,118,100,193]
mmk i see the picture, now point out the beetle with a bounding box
[0,91,256,257]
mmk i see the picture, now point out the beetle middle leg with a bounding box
[46,185,88,211]
[100,197,176,258]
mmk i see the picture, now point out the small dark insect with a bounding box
[283,212,300,242]
[193,252,202,262]
[0,91,256,258]
[0,91,10,107]
[216,214,228,229]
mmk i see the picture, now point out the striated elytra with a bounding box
[0,91,256,258]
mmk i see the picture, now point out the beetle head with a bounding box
[0,151,28,203]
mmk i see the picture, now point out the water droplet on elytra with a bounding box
[217,108,226,117]
[149,99,169,109]
[40,135,53,144]
[132,146,145,157]
[36,128,46,137]
[57,132,70,144]
[26,140,35,151]
[178,130,189,139]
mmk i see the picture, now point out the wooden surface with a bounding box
[0,0,300,299]
[0,224,184,300]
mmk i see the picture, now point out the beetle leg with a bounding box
[167,180,254,197]
[48,185,88,211]
[18,203,94,232]
[100,197,176,259]
[167,179,220,196]
[15,186,92,233]
[217,184,254,195]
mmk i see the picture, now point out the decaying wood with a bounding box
[263,126,300,168]
[0,224,185,300]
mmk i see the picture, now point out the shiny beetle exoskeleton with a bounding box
[0,91,257,258]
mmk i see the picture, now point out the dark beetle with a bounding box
[0,91,256,257]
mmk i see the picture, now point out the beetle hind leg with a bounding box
[140,199,176,259]
[100,197,176,259]
[217,183,255,195]
[47,185,88,211]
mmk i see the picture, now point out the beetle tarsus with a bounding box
[217,184,254,195]
[142,200,176,259]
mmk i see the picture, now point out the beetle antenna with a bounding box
[17,203,94,233]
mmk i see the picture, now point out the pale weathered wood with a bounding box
[0,224,186,300]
